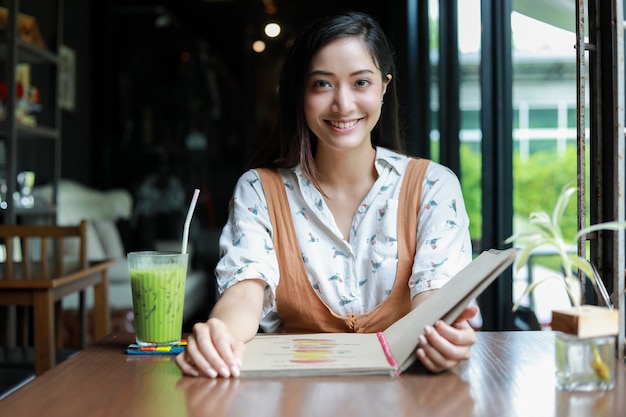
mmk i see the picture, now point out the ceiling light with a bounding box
[264,22,281,38]
[253,40,266,53]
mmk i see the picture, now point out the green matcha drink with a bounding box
[128,251,188,346]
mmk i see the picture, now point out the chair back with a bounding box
[0,220,88,352]
[0,220,87,280]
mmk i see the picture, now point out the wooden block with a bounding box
[550,305,619,338]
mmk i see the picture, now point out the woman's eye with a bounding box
[355,79,371,87]
[313,80,331,88]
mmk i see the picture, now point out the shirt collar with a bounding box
[291,146,405,177]
[374,146,405,175]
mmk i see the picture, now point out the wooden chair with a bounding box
[0,220,90,375]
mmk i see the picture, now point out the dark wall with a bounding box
[90,1,249,231]
[84,1,395,227]
[16,0,404,233]
[61,0,94,185]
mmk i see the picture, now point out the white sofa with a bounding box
[32,180,209,323]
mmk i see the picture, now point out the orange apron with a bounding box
[257,158,429,333]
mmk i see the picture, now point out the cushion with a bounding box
[86,221,107,260]
[32,179,133,224]
[61,221,106,261]
[92,219,126,260]
[32,179,132,262]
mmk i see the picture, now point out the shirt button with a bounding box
[350,290,357,297]
[357,205,365,213]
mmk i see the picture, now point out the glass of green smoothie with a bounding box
[128,251,188,346]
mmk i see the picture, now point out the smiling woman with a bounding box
[176,11,477,379]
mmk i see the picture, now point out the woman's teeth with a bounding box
[330,120,357,129]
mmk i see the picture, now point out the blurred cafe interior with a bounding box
[0,0,624,395]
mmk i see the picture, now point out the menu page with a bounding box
[241,333,394,377]
[240,248,517,377]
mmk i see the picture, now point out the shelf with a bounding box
[16,124,59,140]
[14,205,56,217]
[0,124,60,140]
[0,38,59,65]
[0,205,57,218]
[0,0,62,226]
[16,38,58,65]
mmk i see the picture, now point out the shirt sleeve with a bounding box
[214,169,280,318]
[409,162,473,298]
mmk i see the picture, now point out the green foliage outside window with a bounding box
[460,144,582,246]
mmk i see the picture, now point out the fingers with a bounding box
[201,325,244,378]
[417,325,458,373]
[454,305,479,324]
[176,351,202,377]
[176,332,215,378]
[184,330,220,378]
[176,319,243,379]
[416,319,476,373]
[195,321,233,378]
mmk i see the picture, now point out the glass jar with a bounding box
[555,332,616,391]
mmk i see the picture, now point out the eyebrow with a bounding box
[308,69,375,78]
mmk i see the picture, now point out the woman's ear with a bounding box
[382,73,392,96]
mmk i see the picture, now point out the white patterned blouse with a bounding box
[215,147,472,333]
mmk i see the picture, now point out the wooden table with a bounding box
[1,331,625,416]
[0,259,115,375]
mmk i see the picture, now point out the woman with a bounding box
[176,11,477,378]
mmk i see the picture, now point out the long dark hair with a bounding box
[249,11,403,184]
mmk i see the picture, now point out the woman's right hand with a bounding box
[176,317,245,378]
[176,278,265,378]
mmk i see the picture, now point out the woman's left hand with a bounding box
[415,305,478,373]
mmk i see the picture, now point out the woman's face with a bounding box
[303,37,391,154]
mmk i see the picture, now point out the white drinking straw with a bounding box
[182,189,200,254]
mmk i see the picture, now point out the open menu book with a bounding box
[240,248,517,377]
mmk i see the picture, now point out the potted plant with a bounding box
[505,184,624,391]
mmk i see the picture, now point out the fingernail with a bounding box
[207,367,218,378]
[219,366,231,378]
[189,368,200,377]
[419,334,427,346]
[416,348,425,359]
[424,325,433,334]
[230,365,240,378]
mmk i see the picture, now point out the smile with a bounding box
[328,119,360,129]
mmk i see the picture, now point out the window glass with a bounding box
[457,0,482,246]
[429,1,440,161]
[510,10,579,325]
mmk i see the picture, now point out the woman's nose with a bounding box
[330,86,355,113]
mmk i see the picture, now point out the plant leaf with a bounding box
[508,181,626,313]
[553,186,576,228]
[529,211,552,228]
[575,221,626,241]
[529,211,557,238]
[513,236,548,271]
[512,275,562,311]
[570,256,595,280]
[504,230,541,244]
